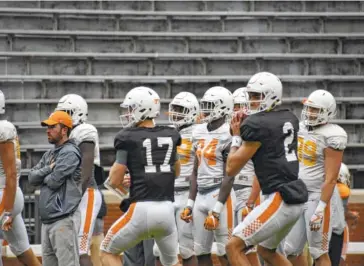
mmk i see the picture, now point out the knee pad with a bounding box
[309,246,327,260]
[284,242,302,257]
[215,242,226,256]
[153,242,160,257]
[194,242,211,256]
[179,244,194,260]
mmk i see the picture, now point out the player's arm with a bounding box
[226,142,261,177]
[107,150,128,189]
[180,156,198,223]
[246,175,261,207]
[226,112,261,177]
[44,150,81,190]
[0,142,17,213]
[174,154,181,178]
[79,141,95,194]
[318,147,344,207]
[310,134,346,231]
[28,153,53,185]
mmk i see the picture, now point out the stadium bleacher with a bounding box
[0,1,364,265]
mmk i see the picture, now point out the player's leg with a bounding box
[339,225,349,266]
[214,190,235,266]
[193,193,214,266]
[2,188,41,266]
[235,188,261,266]
[100,203,144,266]
[90,228,104,266]
[142,239,155,266]
[79,188,102,266]
[306,196,332,266]
[227,192,303,266]
[284,211,308,266]
[147,201,180,266]
[175,191,197,266]
[328,232,343,266]
[124,241,145,266]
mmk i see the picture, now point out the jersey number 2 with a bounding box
[143,137,173,173]
[282,122,297,162]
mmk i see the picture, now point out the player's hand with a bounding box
[180,207,193,223]
[230,111,247,136]
[349,211,359,230]
[241,205,253,219]
[1,214,13,231]
[309,210,324,231]
[204,211,220,231]
[123,173,131,188]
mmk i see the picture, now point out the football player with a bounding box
[284,90,347,266]
[100,86,182,266]
[334,163,358,266]
[0,90,41,266]
[181,86,235,266]
[154,92,199,266]
[217,72,307,266]
[56,94,102,266]
[230,87,261,266]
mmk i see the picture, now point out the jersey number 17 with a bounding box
[143,137,174,173]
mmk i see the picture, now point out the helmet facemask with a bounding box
[301,101,335,127]
[168,104,191,127]
[246,90,280,115]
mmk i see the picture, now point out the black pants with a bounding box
[123,239,155,266]
[312,232,344,266]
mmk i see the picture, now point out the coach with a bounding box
[29,111,83,266]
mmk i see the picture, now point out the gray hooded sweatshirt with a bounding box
[28,139,82,224]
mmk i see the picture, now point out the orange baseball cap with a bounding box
[41,111,73,128]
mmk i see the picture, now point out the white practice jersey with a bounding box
[192,123,231,190]
[70,123,101,188]
[175,125,196,189]
[331,186,346,235]
[234,160,255,187]
[70,123,100,166]
[298,122,347,192]
[0,120,21,188]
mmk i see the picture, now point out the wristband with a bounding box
[212,201,224,214]
[187,199,195,208]
[231,136,242,148]
[316,200,327,213]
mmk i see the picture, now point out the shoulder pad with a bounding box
[317,124,347,150]
[70,123,98,145]
[240,115,261,142]
[114,128,132,150]
[0,120,17,142]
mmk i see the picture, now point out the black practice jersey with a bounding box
[114,126,181,203]
[241,109,299,194]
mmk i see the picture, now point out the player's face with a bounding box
[248,92,263,110]
[46,124,64,144]
[121,106,133,122]
[306,106,320,121]
[200,101,215,120]
[170,104,185,122]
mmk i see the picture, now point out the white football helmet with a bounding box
[301,89,336,127]
[338,163,351,187]
[0,90,5,114]
[120,86,160,128]
[246,72,282,114]
[232,87,249,112]
[168,92,199,127]
[200,86,233,123]
[56,94,88,126]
